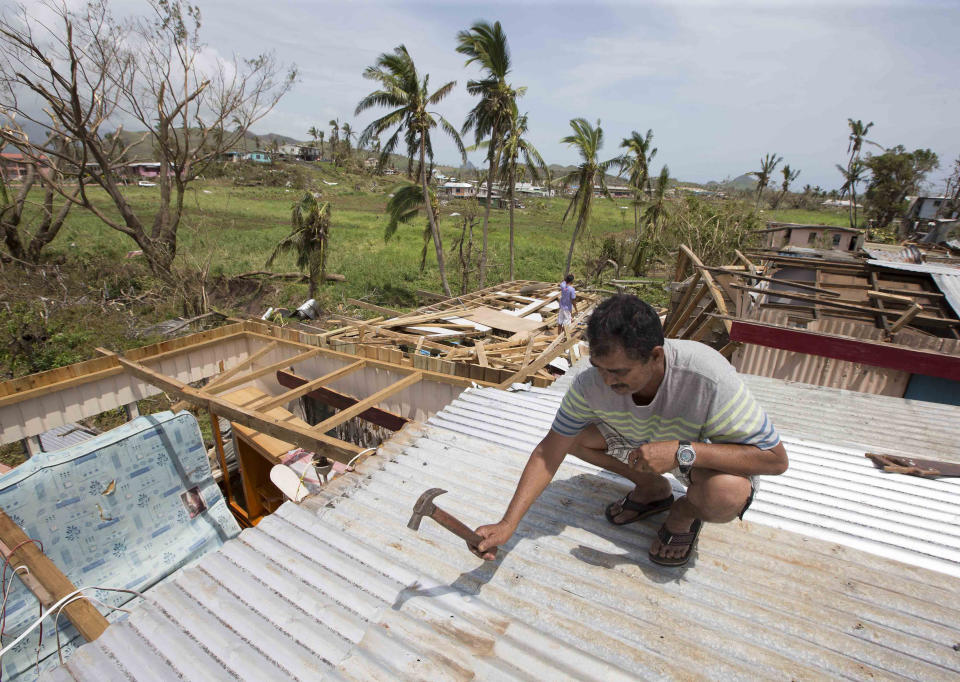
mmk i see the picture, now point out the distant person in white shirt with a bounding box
[558,274,578,330]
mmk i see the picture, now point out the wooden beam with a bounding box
[138,332,246,365]
[475,342,488,368]
[347,298,401,317]
[276,370,410,431]
[205,341,279,392]
[117,356,362,462]
[705,266,842,297]
[680,245,732,332]
[0,509,110,643]
[664,269,702,335]
[496,334,580,389]
[205,348,324,395]
[889,303,924,334]
[253,360,366,412]
[311,371,423,432]
[0,365,124,408]
[727,318,960,381]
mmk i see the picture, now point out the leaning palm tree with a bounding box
[499,108,546,279]
[619,129,657,236]
[751,153,782,209]
[559,118,616,276]
[384,182,439,273]
[266,192,332,299]
[355,44,465,296]
[457,20,524,288]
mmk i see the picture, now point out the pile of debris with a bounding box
[665,235,960,401]
[295,281,600,388]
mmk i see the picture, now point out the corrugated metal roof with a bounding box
[868,258,960,318]
[37,422,99,452]
[51,371,960,680]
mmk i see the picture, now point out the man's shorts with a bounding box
[558,308,572,327]
[595,422,758,519]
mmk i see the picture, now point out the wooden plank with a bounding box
[253,360,366,412]
[0,364,124,408]
[680,298,718,340]
[205,348,324,395]
[496,334,581,389]
[204,341,280,392]
[209,410,232,505]
[0,509,109,643]
[664,269,702,335]
[347,298,401,316]
[475,342,488,368]
[137,331,246,365]
[461,306,543,333]
[728,318,960,381]
[276,371,409,431]
[889,303,923,334]
[521,334,537,367]
[117,357,362,462]
[707,267,842,297]
[311,372,423,432]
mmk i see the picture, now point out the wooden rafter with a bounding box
[310,371,423,432]
[205,348,324,395]
[252,360,366,412]
[205,341,279,392]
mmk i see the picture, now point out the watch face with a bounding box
[678,447,695,465]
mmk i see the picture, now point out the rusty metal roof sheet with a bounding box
[51,371,960,679]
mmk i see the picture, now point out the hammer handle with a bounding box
[432,507,484,548]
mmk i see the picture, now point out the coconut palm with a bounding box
[772,164,801,209]
[844,119,878,228]
[457,20,525,287]
[355,44,465,296]
[559,118,617,276]
[751,153,782,209]
[384,182,439,273]
[619,129,657,236]
[341,122,355,154]
[836,159,867,227]
[499,108,546,279]
[266,192,332,299]
[629,165,671,275]
[317,131,325,159]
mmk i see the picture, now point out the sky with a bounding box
[14,0,960,190]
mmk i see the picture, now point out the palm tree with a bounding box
[317,131,324,159]
[619,129,657,236]
[629,164,671,274]
[559,118,616,276]
[355,44,465,296]
[341,122,355,155]
[384,182,439,273]
[498,107,546,279]
[266,192,332,299]
[457,20,524,287]
[844,118,878,228]
[751,153,782,209]
[772,164,801,209]
[836,159,868,228]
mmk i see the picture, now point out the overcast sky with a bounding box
[19,0,960,189]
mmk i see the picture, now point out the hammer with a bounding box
[407,488,496,558]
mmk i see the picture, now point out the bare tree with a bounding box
[0,123,80,263]
[0,0,295,295]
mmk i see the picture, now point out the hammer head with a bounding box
[407,487,446,530]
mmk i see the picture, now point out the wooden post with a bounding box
[0,509,110,643]
[209,410,232,507]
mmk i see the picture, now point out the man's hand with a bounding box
[474,521,515,561]
[628,440,680,474]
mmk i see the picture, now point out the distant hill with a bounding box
[721,173,757,191]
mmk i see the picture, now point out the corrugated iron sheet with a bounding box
[868,259,960,318]
[36,422,99,452]
[51,372,960,680]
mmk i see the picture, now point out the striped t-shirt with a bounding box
[551,339,780,450]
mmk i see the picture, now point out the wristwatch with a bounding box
[676,440,697,474]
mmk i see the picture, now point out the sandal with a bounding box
[604,493,674,526]
[649,519,703,567]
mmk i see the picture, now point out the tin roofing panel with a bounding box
[868,258,960,317]
[52,373,960,680]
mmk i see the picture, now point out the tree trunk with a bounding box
[508,163,516,281]
[480,150,496,288]
[420,135,452,296]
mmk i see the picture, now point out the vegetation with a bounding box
[751,154,783,209]
[863,146,940,228]
[618,129,657,236]
[267,193,332,299]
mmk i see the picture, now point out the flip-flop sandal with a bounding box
[604,493,674,526]
[649,519,703,567]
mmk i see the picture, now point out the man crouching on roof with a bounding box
[475,294,788,567]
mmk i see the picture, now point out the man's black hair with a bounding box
[586,294,664,360]
[564,274,574,284]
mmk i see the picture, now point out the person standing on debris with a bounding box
[476,294,788,567]
[558,274,578,330]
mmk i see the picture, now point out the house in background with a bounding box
[219,151,243,163]
[758,222,864,252]
[900,196,960,242]
[439,181,475,198]
[0,152,32,181]
[124,162,163,179]
[242,151,272,164]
